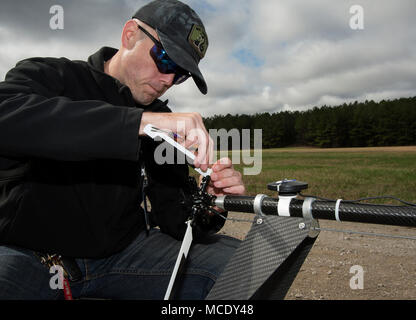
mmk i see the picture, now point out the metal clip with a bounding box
[141,164,151,236]
[37,253,68,278]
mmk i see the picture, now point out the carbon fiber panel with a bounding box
[206,215,312,300]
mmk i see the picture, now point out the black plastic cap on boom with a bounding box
[267,179,308,195]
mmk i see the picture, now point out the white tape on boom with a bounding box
[335,199,342,222]
[277,196,292,217]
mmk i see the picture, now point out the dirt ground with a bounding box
[219,212,416,300]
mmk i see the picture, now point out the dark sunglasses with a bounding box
[138,25,190,85]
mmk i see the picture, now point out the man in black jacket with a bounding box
[0,0,244,299]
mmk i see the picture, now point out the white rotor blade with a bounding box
[164,220,194,300]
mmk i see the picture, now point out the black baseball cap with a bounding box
[133,0,209,94]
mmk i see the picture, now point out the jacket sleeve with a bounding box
[0,58,142,161]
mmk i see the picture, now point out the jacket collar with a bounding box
[88,46,118,73]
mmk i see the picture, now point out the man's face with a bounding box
[121,26,175,105]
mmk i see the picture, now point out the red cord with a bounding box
[63,278,73,300]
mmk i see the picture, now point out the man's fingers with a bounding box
[213,175,243,189]
[208,135,214,166]
[184,136,198,149]
[185,127,208,168]
[191,113,211,168]
[189,128,212,171]
[210,168,236,181]
[212,157,233,173]
[222,184,246,195]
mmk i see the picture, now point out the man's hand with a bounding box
[201,158,245,197]
[139,112,213,173]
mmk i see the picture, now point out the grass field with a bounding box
[232,146,416,204]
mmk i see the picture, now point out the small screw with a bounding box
[298,222,306,230]
[256,218,263,225]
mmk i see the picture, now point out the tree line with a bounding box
[203,97,416,149]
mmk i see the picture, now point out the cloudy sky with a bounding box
[1,0,415,117]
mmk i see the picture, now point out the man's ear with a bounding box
[121,20,140,50]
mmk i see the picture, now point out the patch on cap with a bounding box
[188,24,208,59]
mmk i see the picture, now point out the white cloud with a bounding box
[1,0,415,116]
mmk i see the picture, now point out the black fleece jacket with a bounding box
[0,47,208,258]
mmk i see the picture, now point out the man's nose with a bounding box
[160,73,175,86]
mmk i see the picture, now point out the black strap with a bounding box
[60,257,83,282]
